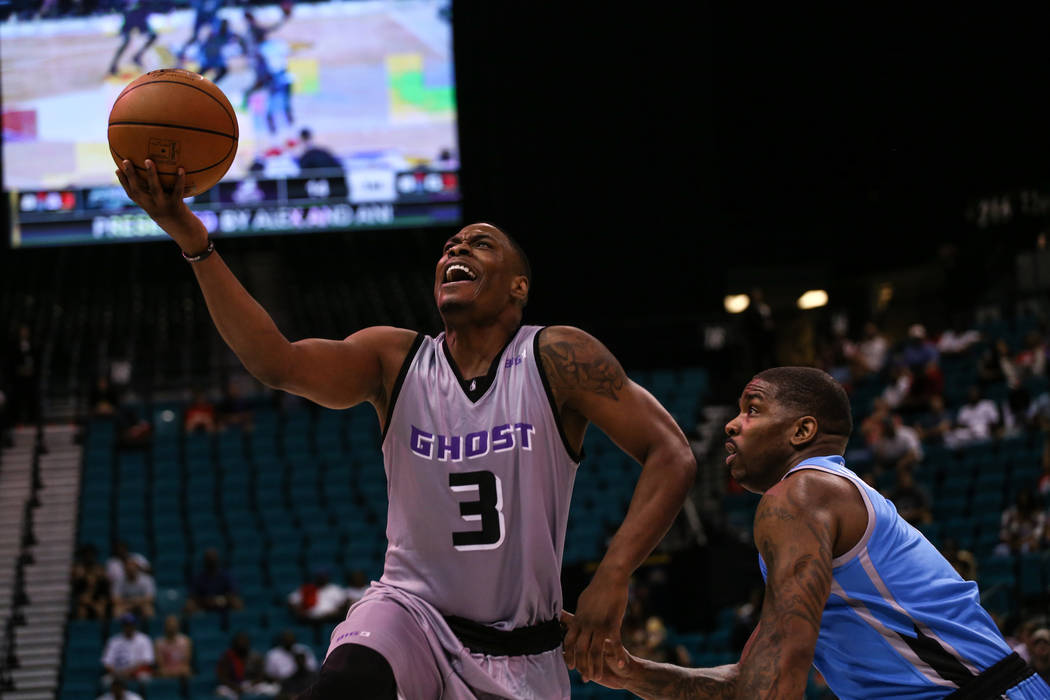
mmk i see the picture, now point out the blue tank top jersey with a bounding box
[758,456,1045,699]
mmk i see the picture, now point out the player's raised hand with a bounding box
[115,159,207,253]
[562,574,629,683]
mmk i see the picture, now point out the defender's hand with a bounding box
[562,574,629,683]
[561,611,637,690]
[115,159,207,254]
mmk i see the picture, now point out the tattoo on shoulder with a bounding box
[539,332,626,401]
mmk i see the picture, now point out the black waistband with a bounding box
[443,615,564,657]
[945,652,1036,699]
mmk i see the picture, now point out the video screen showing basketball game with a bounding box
[1,0,460,247]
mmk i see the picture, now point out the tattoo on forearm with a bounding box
[540,338,625,401]
[632,664,738,699]
[737,491,833,698]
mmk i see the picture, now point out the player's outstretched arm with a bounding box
[561,612,742,699]
[116,159,414,410]
[734,474,834,698]
[540,326,696,683]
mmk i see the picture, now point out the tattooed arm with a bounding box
[539,326,696,684]
[735,473,834,698]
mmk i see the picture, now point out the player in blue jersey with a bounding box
[112,160,697,700]
[574,366,1050,698]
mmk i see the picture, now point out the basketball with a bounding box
[108,68,238,197]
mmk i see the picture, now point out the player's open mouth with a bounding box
[725,441,737,466]
[443,263,477,285]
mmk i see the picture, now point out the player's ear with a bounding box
[790,416,818,447]
[511,275,529,307]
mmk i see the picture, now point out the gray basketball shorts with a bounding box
[325,581,569,700]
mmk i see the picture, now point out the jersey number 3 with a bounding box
[449,471,505,551]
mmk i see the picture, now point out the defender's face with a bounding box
[434,223,520,316]
[724,379,796,493]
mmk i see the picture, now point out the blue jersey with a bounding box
[759,456,1048,699]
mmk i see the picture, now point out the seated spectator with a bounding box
[95,677,144,700]
[1011,619,1039,662]
[914,395,952,444]
[872,416,923,473]
[263,629,317,684]
[860,397,892,446]
[115,402,152,448]
[881,365,913,410]
[846,321,889,380]
[216,631,277,698]
[1015,330,1048,382]
[102,613,154,682]
[1031,628,1050,685]
[72,543,110,619]
[886,469,932,526]
[106,541,151,592]
[940,537,977,581]
[112,558,156,619]
[217,380,253,431]
[277,649,319,697]
[344,569,369,606]
[89,376,120,416]
[288,569,347,622]
[936,325,981,355]
[945,386,1000,448]
[978,338,1015,388]
[184,389,216,434]
[154,614,193,678]
[996,488,1048,556]
[186,548,242,614]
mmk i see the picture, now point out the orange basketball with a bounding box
[108,68,239,197]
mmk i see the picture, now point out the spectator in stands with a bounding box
[343,569,369,606]
[1011,619,1039,662]
[846,321,889,380]
[886,469,932,526]
[1031,628,1050,684]
[1015,330,1048,383]
[914,394,952,445]
[216,631,277,698]
[186,548,242,614]
[115,402,152,448]
[871,415,923,473]
[978,338,1016,389]
[102,613,154,683]
[860,397,892,446]
[940,536,977,581]
[936,324,981,356]
[153,614,193,678]
[880,364,913,410]
[276,648,319,698]
[95,677,144,700]
[996,488,1048,556]
[217,379,253,431]
[184,389,217,434]
[263,629,317,684]
[897,324,944,414]
[945,386,1001,448]
[296,128,343,173]
[106,541,151,592]
[72,543,110,619]
[288,568,347,622]
[112,558,156,619]
[89,375,120,416]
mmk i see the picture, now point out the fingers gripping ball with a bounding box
[108,69,239,197]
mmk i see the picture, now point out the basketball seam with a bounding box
[109,121,237,139]
[109,141,237,177]
[113,79,239,136]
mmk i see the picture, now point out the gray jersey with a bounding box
[379,325,579,629]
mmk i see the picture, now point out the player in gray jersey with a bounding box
[114,162,697,699]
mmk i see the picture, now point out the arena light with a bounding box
[797,289,829,310]
[724,294,750,314]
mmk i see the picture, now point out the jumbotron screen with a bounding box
[1,0,460,248]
